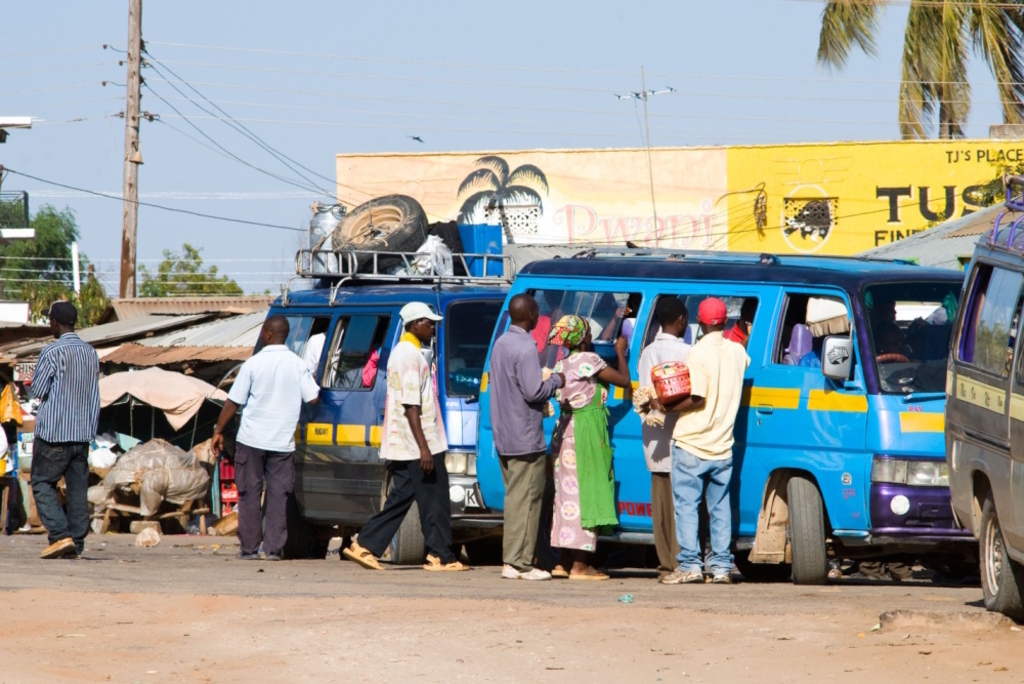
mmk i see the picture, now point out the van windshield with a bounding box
[864,281,962,394]
[446,300,502,398]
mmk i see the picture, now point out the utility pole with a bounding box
[120,0,143,298]
[640,67,658,243]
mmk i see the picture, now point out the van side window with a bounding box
[263,315,331,375]
[529,289,642,368]
[774,294,849,368]
[324,315,391,390]
[642,295,757,349]
[957,264,1024,377]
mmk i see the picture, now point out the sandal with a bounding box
[423,554,470,572]
[569,570,610,581]
[342,542,385,571]
[550,567,570,579]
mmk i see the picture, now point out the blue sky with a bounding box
[0,0,1009,293]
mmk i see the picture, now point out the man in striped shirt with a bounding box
[30,301,100,559]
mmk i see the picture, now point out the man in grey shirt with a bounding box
[490,294,564,581]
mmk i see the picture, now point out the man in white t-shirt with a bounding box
[212,316,320,560]
[343,302,468,572]
[660,297,749,585]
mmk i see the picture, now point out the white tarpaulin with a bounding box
[100,367,228,431]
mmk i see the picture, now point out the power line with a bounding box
[142,41,1024,87]
[3,168,305,233]
[5,63,117,78]
[0,46,100,60]
[153,59,629,93]
[143,53,345,196]
[141,82,335,200]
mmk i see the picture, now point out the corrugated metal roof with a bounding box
[137,310,266,349]
[859,205,1000,270]
[0,314,212,361]
[106,295,274,321]
[102,344,253,366]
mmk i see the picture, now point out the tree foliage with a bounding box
[818,1,1024,139]
[139,243,243,297]
[0,204,109,326]
[456,155,549,224]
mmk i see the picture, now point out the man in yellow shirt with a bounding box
[659,297,749,585]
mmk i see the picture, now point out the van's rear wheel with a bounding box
[788,476,828,585]
[735,550,792,583]
[387,501,426,565]
[980,493,1024,621]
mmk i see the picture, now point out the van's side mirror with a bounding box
[821,336,853,381]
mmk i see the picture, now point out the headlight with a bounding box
[907,461,949,487]
[445,452,468,475]
[445,452,477,476]
[871,457,948,487]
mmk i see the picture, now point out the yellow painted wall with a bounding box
[338,139,1024,256]
[727,139,1022,255]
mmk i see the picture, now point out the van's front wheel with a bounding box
[788,476,828,585]
[980,493,1024,621]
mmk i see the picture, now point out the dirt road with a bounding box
[0,533,1018,683]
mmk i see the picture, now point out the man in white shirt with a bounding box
[212,316,320,560]
[637,297,690,579]
[343,302,468,572]
[660,297,749,585]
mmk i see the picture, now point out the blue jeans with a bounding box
[31,439,90,552]
[670,443,733,574]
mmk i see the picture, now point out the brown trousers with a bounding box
[651,472,680,573]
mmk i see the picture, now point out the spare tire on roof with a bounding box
[331,194,428,272]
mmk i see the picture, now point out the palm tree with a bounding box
[818,1,1024,139]
[457,155,549,224]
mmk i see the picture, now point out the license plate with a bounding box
[463,486,482,509]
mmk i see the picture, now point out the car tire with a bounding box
[387,501,426,565]
[734,550,792,583]
[331,195,428,271]
[788,475,829,585]
[282,492,312,560]
[980,493,1024,621]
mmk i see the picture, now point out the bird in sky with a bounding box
[408,135,425,143]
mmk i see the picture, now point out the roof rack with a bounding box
[568,247,787,265]
[281,248,515,306]
[989,175,1024,251]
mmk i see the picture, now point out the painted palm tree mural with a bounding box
[818,1,1024,139]
[456,156,549,226]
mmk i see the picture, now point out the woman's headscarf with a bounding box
[785,324,813,359]
[548,314,589,349]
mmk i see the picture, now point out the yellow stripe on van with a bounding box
[808,390,868,413]
[306,423,334,445]
[614,386,624,400]
[1010,395,1024,423]
[954,375,1006,415]
[480,372,488,393]
[900,412,945,433]
[336,424,366,447]
[369,426,383,447]
[743,387,800,410]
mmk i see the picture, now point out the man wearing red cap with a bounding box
[659,297,749,585]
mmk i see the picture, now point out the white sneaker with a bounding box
[501,564,522,579]
[519,568,553,581]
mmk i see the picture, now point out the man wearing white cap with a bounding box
[343,301,468,572]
